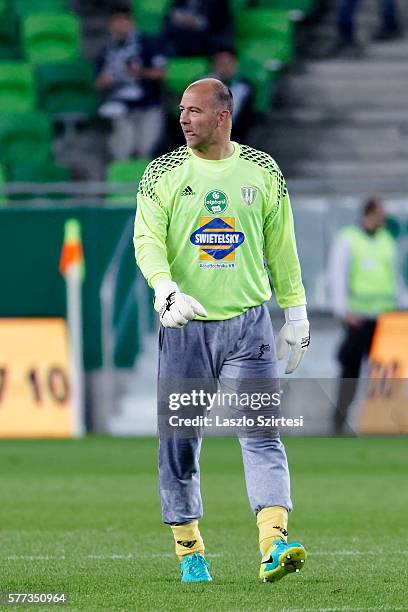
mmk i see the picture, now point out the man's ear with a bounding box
[218,109,230,127]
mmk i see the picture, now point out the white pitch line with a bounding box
[5,550,408,562]
[283,608,407,612]
[312,550,408,556]
[5,552,225,561]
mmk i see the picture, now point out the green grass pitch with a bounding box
[1,436,407,611]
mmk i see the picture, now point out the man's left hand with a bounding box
[277,309,310,374]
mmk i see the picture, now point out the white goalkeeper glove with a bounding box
[155,281,207,329]
[277,305,310,374]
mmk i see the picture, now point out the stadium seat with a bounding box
[238,37,290,70]
[0,13,20,59]
[255,0,316,16]
[165,57,209,96]
[106,159,150,205]
[132,0,169,35]
[239,56,280,113]
[0,62,36,113]
[229,0,249,23]
[238,9,295,67]
[8,159,68,182]
[22,13,81,63]
[7,159,69,201]
[11,0,68,18]
[237,8,294,43]
[0,112,52,165]
[36,61,97,115]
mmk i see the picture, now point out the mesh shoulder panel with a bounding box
[239,144,288,208]
[138,146,189,205]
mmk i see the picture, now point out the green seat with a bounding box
[8,159,68,182]
[238,9,295,65]
[165,57,209,96]
[7,159,69,201]
[36,61,96,115]
[238,8,294,40]
[238,59,280,113]
[106,159,151,206]
[230,0,249,23]
[0,12,20,59]
[255,0,316,16]
[0,62,36,113]
[238,37,291,68]
[238,36,287,113]
[12,0,68,18]
[0,112,51,164]
[132,0,169,35]
[22,13,81,63]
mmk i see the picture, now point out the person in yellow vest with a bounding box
[328,198,398,433]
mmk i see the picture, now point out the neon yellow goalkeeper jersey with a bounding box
[134,142,306,320]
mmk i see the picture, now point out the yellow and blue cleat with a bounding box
[259,539,306,583]
[180,552,212,583]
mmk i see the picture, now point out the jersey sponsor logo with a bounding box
[241,186,258,206]
[181,185,195,196]
[190,217,245,262]
[204,189,228,214]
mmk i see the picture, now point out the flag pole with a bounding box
[60,219,85,438]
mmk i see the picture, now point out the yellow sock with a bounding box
[170,520,205,560]
[256,506,288,556]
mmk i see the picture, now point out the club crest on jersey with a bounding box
[241,186,258,206]
[204,189,228,214]
[190,217,245,261]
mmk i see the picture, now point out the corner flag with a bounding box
[60,218,85,437]
[59,219,85,280]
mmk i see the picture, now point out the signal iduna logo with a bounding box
[190,217,245,266]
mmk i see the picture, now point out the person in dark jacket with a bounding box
[96,6,166,159]
[210,48,253,141]
[328,0,403,57]
[165,0,233,56]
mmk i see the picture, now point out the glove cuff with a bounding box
[284,305,307,323]
[155,281,179,302]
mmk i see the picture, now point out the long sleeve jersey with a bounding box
[134,142,306,320]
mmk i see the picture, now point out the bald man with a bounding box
[134,79,309,583]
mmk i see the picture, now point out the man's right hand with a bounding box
[95,72,114,91]
[155,281,207,329]
[343,313,363,327]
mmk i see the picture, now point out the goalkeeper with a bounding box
[134,78,310,583]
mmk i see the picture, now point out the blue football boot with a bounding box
[259,539,306,582]
[180,552,212,583]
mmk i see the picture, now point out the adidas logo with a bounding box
[181,185,195,196]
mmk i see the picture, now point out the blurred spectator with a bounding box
[95,5,166,159]
[328,0,403,57]
[164,0,233,57]
[210,48,253,140]
[328,198,400,434]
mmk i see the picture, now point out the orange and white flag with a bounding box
[59,219,85,280]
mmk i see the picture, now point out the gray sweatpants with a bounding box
[157,304,292,524]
